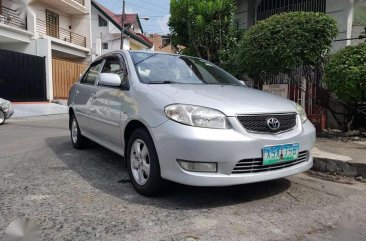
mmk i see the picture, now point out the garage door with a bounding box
[0,49,47,101]
[52,58,88,99]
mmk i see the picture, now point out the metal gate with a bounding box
[0,49,46,101]
[52,58,87,99]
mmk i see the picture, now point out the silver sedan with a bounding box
[67,50,316,196]
[0,98,14,125]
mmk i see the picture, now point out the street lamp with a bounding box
[139,16,150,21]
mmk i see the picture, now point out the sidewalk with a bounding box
[312,138,366,178]
[12,102,68,118]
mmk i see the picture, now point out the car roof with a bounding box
[93,50,189,64]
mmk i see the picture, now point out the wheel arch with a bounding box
[123,119,155,164]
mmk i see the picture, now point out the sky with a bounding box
[96,0,171,35]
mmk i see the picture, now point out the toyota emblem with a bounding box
[267,117,280,130]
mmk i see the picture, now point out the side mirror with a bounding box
[99,73,122,87]
[239,80,246,86]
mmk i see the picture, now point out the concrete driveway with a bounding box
[1,115,366,241]
[11,103,67,118]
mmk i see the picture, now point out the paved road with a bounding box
[1,115,366,241]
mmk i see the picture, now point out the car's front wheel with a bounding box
[70,114,89,149]
[0,110,5,125]
[127,128,164,196]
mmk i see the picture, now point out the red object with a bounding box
[307,113,326,132]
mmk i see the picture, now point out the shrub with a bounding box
[324,43,366,129]
[236,12,338,84]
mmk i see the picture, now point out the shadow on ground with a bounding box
[46,136,291,209]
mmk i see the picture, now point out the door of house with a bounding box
[46,9,59,38]
[52,58,88,99]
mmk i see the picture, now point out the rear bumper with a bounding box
[2,104,14,119]
[149,117,316,186]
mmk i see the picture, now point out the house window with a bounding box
[257,0,326,21]
[98,15,107,27]
[161,36,170,47]
[46,9,59,38]
[102,43,108,49]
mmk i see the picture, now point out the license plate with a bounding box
[262,143,299,166]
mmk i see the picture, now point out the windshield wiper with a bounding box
[134,53,158,65]
[147,80,179,84]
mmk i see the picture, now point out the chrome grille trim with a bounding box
[231,151,308,174]
[236,113,297,134]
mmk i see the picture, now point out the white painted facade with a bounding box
[90,1,152,60]
[0,0,92,100]
[235,0,364,52]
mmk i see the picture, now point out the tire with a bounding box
[126,128,164,196]
[0,110,5,125]
[70,114,89,149]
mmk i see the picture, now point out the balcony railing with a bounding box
[37,18,86,48]
[0,6,27,30]
[72,0,85,5]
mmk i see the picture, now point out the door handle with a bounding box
[75,90,80,96]
[90,108,96,112]
[91,94,97,99]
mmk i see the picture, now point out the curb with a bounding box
[312,156,366,178]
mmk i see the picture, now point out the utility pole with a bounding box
[120,0,125,49]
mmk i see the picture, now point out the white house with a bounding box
[235,0,366,52]
[91,0,153,60]
[0,0,92,101]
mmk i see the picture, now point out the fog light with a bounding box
[177,160,217,173]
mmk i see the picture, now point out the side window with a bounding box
[81,61,104,85]
[101,55,127,82]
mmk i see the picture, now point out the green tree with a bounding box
[236,12,338,84]
[324,43,366,130]
[169,0,236,63]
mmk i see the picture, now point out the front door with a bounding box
[89,55,127,150]
[46,9,59,38]
[73,60,104,136]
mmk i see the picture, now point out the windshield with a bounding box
[130,52,241,86]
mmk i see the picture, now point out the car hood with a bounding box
[148,84,297,116]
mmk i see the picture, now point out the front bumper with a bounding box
[150,116,316,186]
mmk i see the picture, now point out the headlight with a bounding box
[296,104,307,123]
[164,104,230,129]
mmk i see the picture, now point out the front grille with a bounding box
[237,113,297,133]
[231,151,308,174]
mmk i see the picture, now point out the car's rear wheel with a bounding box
[127,128,163,196]
[70,114,89,149]
[0,110,5,125]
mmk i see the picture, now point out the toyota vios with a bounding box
[68,51,316,196]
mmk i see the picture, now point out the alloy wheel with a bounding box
[71,118,78,144]
[130,139,150,185]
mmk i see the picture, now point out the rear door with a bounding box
[89,54,127,149]
[73,60,104,136]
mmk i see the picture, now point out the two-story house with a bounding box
[91,0,153,60]
[0,0,92,101]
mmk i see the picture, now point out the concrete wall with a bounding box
[326,0,353,52]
